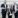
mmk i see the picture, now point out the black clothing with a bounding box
[1,4,5,8]
[13,5,15,11]
[10,8,13,13]
[2,9,6,16]
[8,12,12,18]
[8,15,12,18]
[15,11,18,18]
[2,9,7,18]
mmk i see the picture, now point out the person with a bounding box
[15,11,18,18]
[1,4,7,18]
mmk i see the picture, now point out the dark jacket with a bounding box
[15,11,18,18]
[2,9,6,16]
[1,4,5,8]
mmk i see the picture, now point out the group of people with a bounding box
[1,4,15,18]
[1,4,18,18]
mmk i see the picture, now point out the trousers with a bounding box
[2,9,7,18]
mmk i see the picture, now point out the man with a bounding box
[1,4,7,18]
[15,11,18,18]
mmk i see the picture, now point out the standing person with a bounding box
[15,11,18,18]
[8,5,12,18]
[1,4,7,18]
